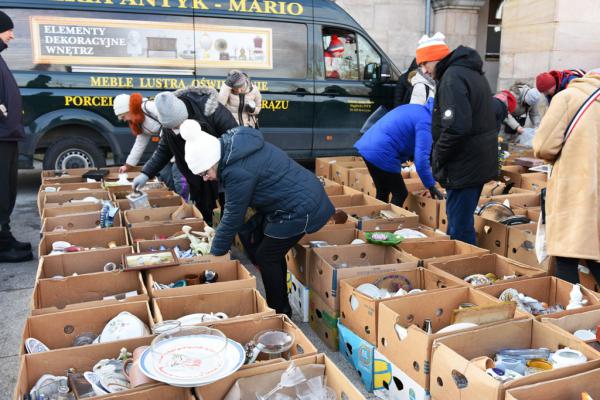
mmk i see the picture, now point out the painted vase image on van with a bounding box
[199,33,213,60]
[215,38,230,60]
[253,35,264,61]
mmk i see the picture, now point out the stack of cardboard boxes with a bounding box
[15,167,365,400]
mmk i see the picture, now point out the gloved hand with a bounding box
[132,173,149,191]
[428,186,445,200]
[244,100,256,113]
[225,71,244,88]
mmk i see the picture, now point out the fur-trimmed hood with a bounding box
[174,86,219,117]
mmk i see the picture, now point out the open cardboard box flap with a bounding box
[147,260,255,298]
[505,367,600,400]
[540,307,600,336]
[430,318,600,400]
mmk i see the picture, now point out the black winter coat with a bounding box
[210,127,334,256]
[431,46,498,189]
[0,42,24,141]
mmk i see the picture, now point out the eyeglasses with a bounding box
[199,170,209,177]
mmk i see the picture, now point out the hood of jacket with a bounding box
[219,126,264,167]
[174,86,219,117]
[568,73,600,98]
[411,69,435,88]
[435,45,483,80]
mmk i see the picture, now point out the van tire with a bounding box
[43,137,106,171]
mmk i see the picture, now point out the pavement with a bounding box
[0,170,375,399]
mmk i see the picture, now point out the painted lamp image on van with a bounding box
[3,0,400,171]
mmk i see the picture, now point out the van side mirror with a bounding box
[363,63,380,81]
[380,61,391,81]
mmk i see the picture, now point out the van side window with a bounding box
[357,35,382,78]
[322,30,359,80]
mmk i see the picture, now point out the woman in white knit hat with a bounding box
[178,120,334,316]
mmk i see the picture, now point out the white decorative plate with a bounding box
[99,311,149,343]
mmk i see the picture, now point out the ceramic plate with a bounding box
[177,313,227,326]
[356,283,381,299]
[99,311,149,343]
[436,322,478,334]
[25,338,49,354]
[139,337,244,387]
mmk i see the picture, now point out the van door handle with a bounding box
[294,88,309,97]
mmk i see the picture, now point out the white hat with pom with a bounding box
[179,119,221,175]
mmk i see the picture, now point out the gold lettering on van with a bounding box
[229,0,303,15]
[52,0,304,13]
[262,100,289,111]
[65,96,114,107]
[90,76,134,88]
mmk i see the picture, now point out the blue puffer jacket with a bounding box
[210,127,334,255]
[354,100,436,189]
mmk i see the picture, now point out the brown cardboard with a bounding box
[339,268,463,345]
[20,301,153,355]
[116,195,185,211]
[480,181,508,197]
[136,237,230,265]
[520,172,547,192]
[36,246,133,279]
[541,307,600,342]
[331,161,367,185]
[152,288,274,324]
[101,386,195,400]
[505,368,600,400]
[428,254,546,288]
[325,184,364,197]
[476,276,600,319]
[315,156,363,179]
[310,243,417,310]
[348,167,369,189]
[329,193,385,208]
[285,228,357,286]
[128,221,205,244]
[343,203,419,231]
[146,260,255,298]
[481,192,541,209]
[507,223,555,273]
[406,190,443,229]
[41,211,123,233]
[31,270,148,315]
[124,204,203,227]
[309,291,340,350]
[37,182,103,213]
[356,170,383,200]
[474,216,511,256]
[398,239,489,267]
[194,354,364,400]
[38,227,130,257]
[42,190,110,212]
[526,207,541,221]
[438,200,449,232]
[430,319,600,400]
[14,336,160,400]
[206,314,317,366]
[500,165,528,187]
[109,187,174,201]
[377,287,518,390]
[41,203,106,219]
[355,225,450,243]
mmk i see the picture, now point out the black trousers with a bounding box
[365,160,408,207]
[255,233,304,314]
[555,256,600,285]
[0,141,18,227]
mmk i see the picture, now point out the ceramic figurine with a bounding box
[567,284,588,310]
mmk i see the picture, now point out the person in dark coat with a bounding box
[354,99,441,206]
[132,88,238,225]
[429,45,498,245]
[0,11,33,262]
[178,120,334,315]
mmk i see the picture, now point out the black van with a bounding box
[2,0,400,170]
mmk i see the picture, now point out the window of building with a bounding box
[486,0,503,60]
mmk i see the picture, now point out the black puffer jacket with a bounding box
[431,46,498,189]
[0,41,24,141]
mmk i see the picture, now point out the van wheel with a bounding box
[43,137,106,171]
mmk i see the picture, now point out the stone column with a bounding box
[432,0,486,49]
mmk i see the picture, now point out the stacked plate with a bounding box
[138,326,244,387]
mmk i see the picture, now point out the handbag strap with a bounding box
[563,86,600,143]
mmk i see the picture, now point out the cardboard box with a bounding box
[38,227,130,257]
[128,221,205,244]
[499,165,528,187]
[480,181,508,197]
[310,243,416,310]
[329,193,385,208]
[428,254,546,288]
[309,290,340,350]
[101,386,195,400]
[331,161,368,185]
[207,314,317,367]
[36,246,133,279]
[41,202,105,219]
[41,211,123,233]
[152,288,274,324]
[343,204,419,232]
[398,240,489,267]
[348,167,369,189]
[285,227,357,285]
[136,237,230,265]
[373,349,430,400]
[13,336,161,400]
[480,192,541,209]
[378,287,516,390]
[506,223,555,274]
[116,194,185,211]
[42,189,110,212]
[356,225,450,243]
[338,321,378,392]
[124,203,203,227]
[505,363,600,400]
[404,178,427,194]
[20,301,153,355]
[194,354,364,400]
[430,319,600,400]
[109,187,174,201]
[438,200,448,233]
[146,259,255,298]
[31,270,148,315]
[340,267,463,345]
[288,270,310,322]
[407,190,445,229]
[37,182,103,212]
[315,156,363,179]
[476,276,600,319]
[325,184,365,197]
[520,172,547,192]
[540,307,600,345]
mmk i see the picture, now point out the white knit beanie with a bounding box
[113,94,130,116]
[179,119,221,175]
